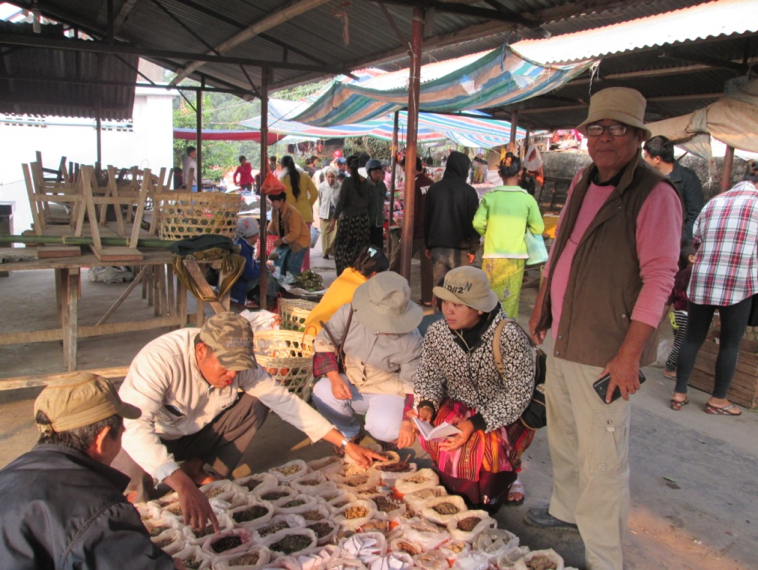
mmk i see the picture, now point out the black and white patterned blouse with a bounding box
[414,310,535,432]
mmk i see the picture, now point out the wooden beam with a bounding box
[0,367,131,392]
[660,49,750,73]
[379,3,407,45]
[170,0,332,85]
[114,0,139,32]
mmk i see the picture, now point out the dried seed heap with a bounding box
[154,536,175,549]
[281,499,306,508]
[300,510,325,521]
[526,555,558,570]
[343,506,368,520]
[204,487,226,499]
[242,479,262,491]
[372,496,401,513]
[298,479,320,486]
[230,552,260,566]
[404,475,428,484]
[457,517,481,532]
[232,505,268,523]
[212,535,243,553]
[396,540,420,556]
[261,491,289,501]
[182,556,202,570]
[258,522,290,537]
[270,534,312,555]
[307,522,333,538]
[147,525,169,537]
[273,465,302,476]
[194,524,216,538]
[432,502,460,515]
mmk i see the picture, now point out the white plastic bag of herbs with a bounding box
[366,493,406,521]
[304,518,340,546]
[234,472,279,496]
[338,531,387,566]
[213,545,272,570]
[495,545,530,569]
[273,502,331,525]
[289,470,337,494]
[227,498,275,528]
[402,485,448,516]
[181,512,234,546]
[142,514,180,540]
[306,455,345,476]
[392,469,440,496]
[173,544,212,570]
[263,527,319,559]
[472,528,520,559]
[257,486,299,506]
[248,513,307,541]
[269,459,310,483]
[202,528,257,558]
[509,549,565,570]
[151,528,185,555]
[274,493,320,514]
[451,550,492,570]
[438,539,471,564]
[335,471,383,494]
[313,489,358,513]
[413,549,451,570]
[397,516,450,550]
[446,509,497,542]
[368,551,415,570]
[198,479,245,504]
[333,499,378,531]
[420,495,468,526]
[295,544,343,570]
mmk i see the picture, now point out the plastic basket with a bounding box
[155,192,241,241]
[254,330,315,398]
[279,298,317,332]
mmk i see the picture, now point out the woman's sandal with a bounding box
[705,403,742,416]
[670,397,689,411]
[504,478,525,507]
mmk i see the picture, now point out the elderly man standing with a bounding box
[0,373,176,569]
[113,312,384,533]
[527,88,682,569]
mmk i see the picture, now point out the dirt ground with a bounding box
[1,246,756,569]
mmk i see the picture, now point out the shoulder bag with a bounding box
[493,319,547,430]
[319,306,354,373]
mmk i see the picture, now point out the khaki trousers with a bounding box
[546,356,630,570]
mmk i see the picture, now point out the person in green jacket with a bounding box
[473,152,544,319]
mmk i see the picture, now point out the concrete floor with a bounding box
[1,248,757,569]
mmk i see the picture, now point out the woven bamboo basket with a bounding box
[279,298,317,332]
[254,330,315,398]
[155,192,241,241]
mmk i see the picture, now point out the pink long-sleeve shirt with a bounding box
[546,172,682,339]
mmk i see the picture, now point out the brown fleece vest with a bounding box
[537,152,680,367]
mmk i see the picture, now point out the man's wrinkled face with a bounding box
[195,342,238,389]
[586,119,644,179]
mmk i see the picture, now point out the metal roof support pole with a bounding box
[400,7,424,280]
[258,66,269,305]
[196,81,203,190]
[720,145,734,194]
[388,110,400,262]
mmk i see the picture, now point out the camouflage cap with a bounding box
[34,372,141,433]
[198,312,256,371]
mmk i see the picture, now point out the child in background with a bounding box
[665,240,696,387]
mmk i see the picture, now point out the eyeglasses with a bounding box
[586,124,629,137]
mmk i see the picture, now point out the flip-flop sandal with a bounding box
[705,403,742,416]
[663,370,677,379]
[505,478,525,507]
[670,398,689,411]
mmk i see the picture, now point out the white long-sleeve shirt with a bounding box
[119,329,333,481]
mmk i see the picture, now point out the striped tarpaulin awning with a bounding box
[289,45,596,127]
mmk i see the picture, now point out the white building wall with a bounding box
[0,86,176,235]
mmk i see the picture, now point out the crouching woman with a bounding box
[408,266,535,511]
[312,272,424,451]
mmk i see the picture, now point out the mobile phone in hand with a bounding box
[593,371,646,404]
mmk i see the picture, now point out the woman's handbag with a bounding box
[319,307,354,373]
[525,231,549,266]
[492,319,547,430]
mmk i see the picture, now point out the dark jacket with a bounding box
[424,152,480,251]
[537,154,680,367]
[0,444,175,570]
[334,176,369,218]
[669,162,704,240]
[366,178,387,228]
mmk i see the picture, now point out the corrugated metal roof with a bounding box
[512,0,758,63]
[0,21,137,119]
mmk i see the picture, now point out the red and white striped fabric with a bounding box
[688,181,758,306]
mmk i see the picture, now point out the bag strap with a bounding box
[492,319,508,378]
[318,305,354,372]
